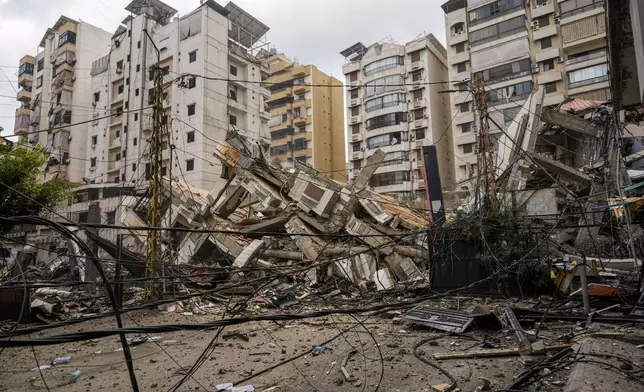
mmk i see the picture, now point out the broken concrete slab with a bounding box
[541,107,603,138]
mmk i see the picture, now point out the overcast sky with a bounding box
[0,0,448,138]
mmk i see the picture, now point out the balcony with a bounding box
[469,5,524,27]
[293,115,310,126]
[260,110,271,121]
[351,133,363,142]
[372,181,413,193]
[270,119,293,131]
[409,77,426,91]
[260,87,271,98]
[292,148,312,158]
[293,98,311,109]
[14,107,31,135]
[538,69,562,85]
[349,97,361,107]
[411,98,426,109]
[348,80,360,90]
[533,24,557,41]
[531,0,555,18]
[417,179,426,188]
[17,89,32,103]
[562,14,606,49]
[293,84,310,94]
[450,51,470,65]
[411,118,428,130]
[565,49,607,67]
[109,137,121,149]
[349,115,362,125]
[535,47,561,63]
[408,60,425,73]
[342,61,360,75]
[18,72,33,89]
[266,88,293,104]
[351,151,364,161]
[292,66,308,78]
[568,75,609,91]
[560,1,603,20]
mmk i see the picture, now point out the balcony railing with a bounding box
[561,1,603,19]
[565,50,607,66]
[367,140,403,150]
[568,75,609,90]
[470,5,524,27]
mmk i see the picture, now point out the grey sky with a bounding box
[0,0,448,138]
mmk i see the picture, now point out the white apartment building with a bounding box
[341,35,453,200]
[87,0,270,192]
[14,16,113,184]
[442,0,609,183]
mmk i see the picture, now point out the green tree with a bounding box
[0,141,71,232]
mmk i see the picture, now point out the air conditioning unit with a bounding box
[91,144,96,149]
[71,76,76,82]
[71,57,77,65]
[532,63,540,73]
[554,15,561,23]
[92,101,97,107]
[89,167,96,172]
[116,68,123,74]
[557,56,565,63]
[423,114,428,119]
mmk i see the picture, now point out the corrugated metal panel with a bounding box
[570,88,612,102]
[562,15,605,44]
[559,98,603,112]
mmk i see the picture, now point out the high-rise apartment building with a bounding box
[13,16,113,183]
[442,0,609,183]
[87,0,270,192]
[341,35,453,200]
[263,52,346,181]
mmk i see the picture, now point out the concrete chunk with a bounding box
[528,153,592,184]
[541,107,602,137]
[233,239,265,269]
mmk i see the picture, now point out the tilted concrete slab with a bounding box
[541,107,602,138]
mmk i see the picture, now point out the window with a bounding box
[469,16,526,47]
[458,82,468,91]
[127,54,130,62]
[189,51,197,63]
[365,74,403,97]
[363,56,404,76]
[366,131,405,149]
[118,85,124,94]
[542,59,555,72]
[36,76,43,88]
[135,88,139,96]
[293,138,307,150]
[487,81,533,102]
[134,113,138,121]
[482,58,532,83]
[128,29,131,37]
[37,59,44,72]
[365,112,407,131]
[461,143,474,154]
[93,92,100,102]
[137,41,141,49]
[452,22,465,35]
[187,131,195,143]
[159,37,169,51]
[459,102,469,112]
[124,125,128,133]
[132,163,137,172]
[411,51,421,63]
[415,129,426,140]
[412,71,423,82]
[90,157,97,167]
[230,65,237,76]
[116,60,123,70]
[115,152,121,161]
[456,62,467,73]
[566,63,609,89]
[186,159,194,171]
[116,130,120,138]
[365,93,404,112]
[461,122,472,133]
[91,135,98,145]
[187,104,196,116]
[455,42,465,53]
[536,15,550,27]
[544,81,558,94]
[351,125,360,134]
[133,137,137,146]
[567,49,607,65]
[369,171,411,187]
[114,176,120,184]
[229,114,237,126]
[126,78,129,86]
[58,31,77,47]
[106,211,116,225]
[541,37,552,49]
[469,0,523,25]
[381,151,409,167]
[352,143,361,152]
[136,64,140,72]
[161,167,167,176]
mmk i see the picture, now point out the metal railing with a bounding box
[471,26,526,48]
[470,5,524,27]
[561,1,603,19]
[565,49,607,66]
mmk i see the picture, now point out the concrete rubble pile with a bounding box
[102,130,431,294]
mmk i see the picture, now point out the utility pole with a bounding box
[473,72,498,213]
[144,29,163,298]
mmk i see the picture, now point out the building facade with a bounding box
[263,52,346,181]
[341,35,453,200]
[14,17,113,184]
[442,0,609,183]
[87,0,270,193]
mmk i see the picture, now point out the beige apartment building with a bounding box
[263,52,346,182]
[341,35,453,200]
[442,0,609,183]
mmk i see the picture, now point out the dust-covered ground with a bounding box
[1,299,642,391]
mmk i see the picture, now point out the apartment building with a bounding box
[263,52,346,181]
[341,35,453,200]
[442,0,609,183]
[13,16,113,183]
[87,0,270,193]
